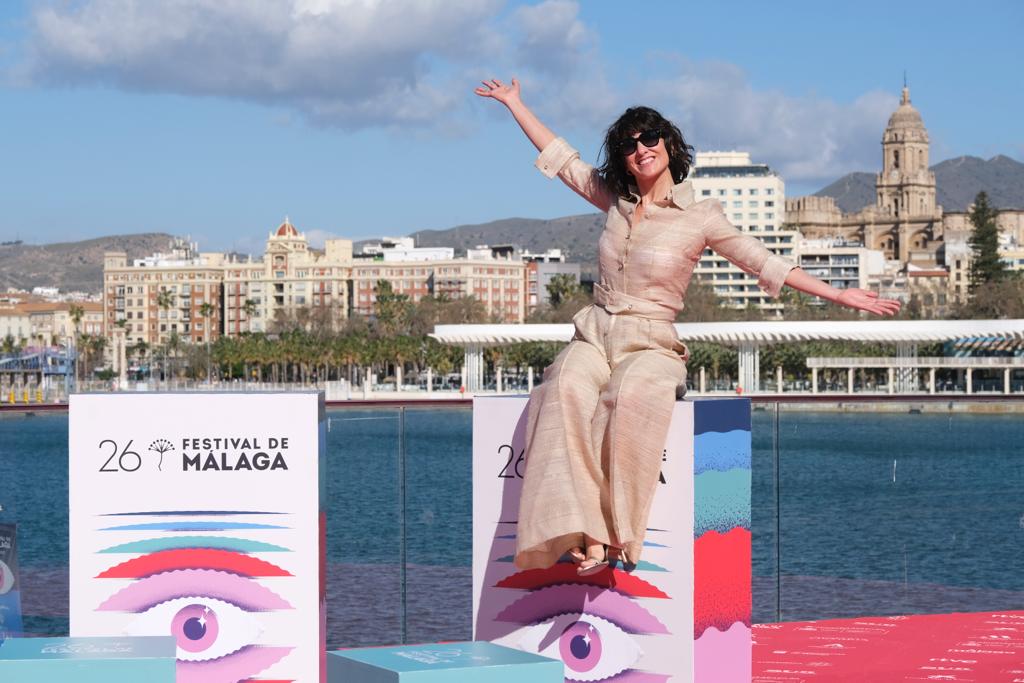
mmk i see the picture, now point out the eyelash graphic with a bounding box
[494,567,672,682]
[95,514,295,683]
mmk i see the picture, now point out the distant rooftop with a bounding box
[691,151,775,178]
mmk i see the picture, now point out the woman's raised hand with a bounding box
[474,78,521,107]
[835,288,902,316]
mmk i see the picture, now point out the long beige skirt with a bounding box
[514,304,688,570]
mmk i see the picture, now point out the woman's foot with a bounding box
[567,546,586,563]
[577,540,609,576]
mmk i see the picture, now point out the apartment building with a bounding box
[223,221,353,335]
[103,239,225,346]
[797,238,886,291]
[688,151,797,310]
[352,242,526,323]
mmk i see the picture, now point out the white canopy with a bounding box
[431,319,1024,347]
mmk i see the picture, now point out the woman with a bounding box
[475,78,900,575]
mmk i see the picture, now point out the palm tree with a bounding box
[129,340,150,379]
[1,334,18,356]
[163,330,183,386]
[241,298,258,336]
[156,288,175,385]
[68,304,84,388]
[199,302,216,382]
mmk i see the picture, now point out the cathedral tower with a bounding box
[876,85,937,218]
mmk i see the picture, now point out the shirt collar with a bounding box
[621,180,696,210]
[669,180,695,209]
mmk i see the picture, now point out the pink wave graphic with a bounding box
[177,645,292,683]
[97,568,293,612]
[694,621,750,683]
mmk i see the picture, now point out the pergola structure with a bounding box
[431,319,1024,394]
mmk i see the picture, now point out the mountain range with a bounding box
[3,155,1021,293]
[0,233,173,293]
[815,154,1024,213]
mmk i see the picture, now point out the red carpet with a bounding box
[753,610,1024,681]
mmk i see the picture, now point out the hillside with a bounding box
[0,233,174,293]
[932,155,1024,211]
[813,172,876,213]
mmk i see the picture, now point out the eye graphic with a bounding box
[495,579,670,682]
[519,613,641,681]
[95,513,296,683]
[125,597,261,661]
[0,560,13,595]
[98,567,294,681]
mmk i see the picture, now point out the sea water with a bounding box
[1,405,1022,646]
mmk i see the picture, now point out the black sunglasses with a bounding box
[619,129,663,155]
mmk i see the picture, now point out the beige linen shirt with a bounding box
[536,137,798,321]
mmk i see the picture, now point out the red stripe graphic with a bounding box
[496,564,670,598]
[97,548,292,578]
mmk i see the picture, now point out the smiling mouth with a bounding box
[637,157,655,167]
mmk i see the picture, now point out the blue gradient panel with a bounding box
[329,641,563,683]
[694,469,752,536]
[694,398,751,434]
[694,430,753,473]
[0,636,175,682]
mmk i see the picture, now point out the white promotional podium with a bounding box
[472,396,752,683]
[68,392,326,683]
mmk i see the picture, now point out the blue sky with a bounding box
[1,0,1021,253]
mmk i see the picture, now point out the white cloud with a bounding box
[303,228,341,249]
[17,1,900,184]
[636,59,895,184]
[23,0,504,127]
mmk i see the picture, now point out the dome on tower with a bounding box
[886,86,924,130]
[275,217,298,237]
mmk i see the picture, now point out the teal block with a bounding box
[329,641,564,683]
[0,636,175,683]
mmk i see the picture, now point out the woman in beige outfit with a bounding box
[475,78,900,574]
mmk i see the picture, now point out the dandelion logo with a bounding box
[148,439,175,471]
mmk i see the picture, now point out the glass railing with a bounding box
[1,397,1023,648]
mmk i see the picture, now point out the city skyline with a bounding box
[1,0,1021,253]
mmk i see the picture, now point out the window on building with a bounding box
[749,213,758,219]
[717,189,726,196]
[749,189,758,195]
[732,189,742,196]
[701,189,711,196]
[765,212,774,219]
[765,188,774,195]
[732,213,742,220]
[748,200,758,208]
[765,200,774,207]
[732,200,742,208]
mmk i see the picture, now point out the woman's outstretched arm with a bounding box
[783,268,902,316]
[475,77,613,211]
[474,78,555,152]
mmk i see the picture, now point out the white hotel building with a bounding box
[689,152,798,311]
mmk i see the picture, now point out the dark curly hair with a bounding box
[597,106,694,201]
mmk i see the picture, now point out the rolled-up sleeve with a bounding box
[534,137,613,211]
[701,200,798,297]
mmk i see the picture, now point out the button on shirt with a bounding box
[536,137,798,321]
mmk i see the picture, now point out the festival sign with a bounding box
[472,396,752,683]
[0,523,23,640]
[69,392,326,683]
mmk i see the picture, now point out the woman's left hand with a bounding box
[834,288,902,316]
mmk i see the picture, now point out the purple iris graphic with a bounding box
[172,604,219,654]
[560,620,602,674]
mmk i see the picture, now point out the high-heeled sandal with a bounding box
[577,545,609,576]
